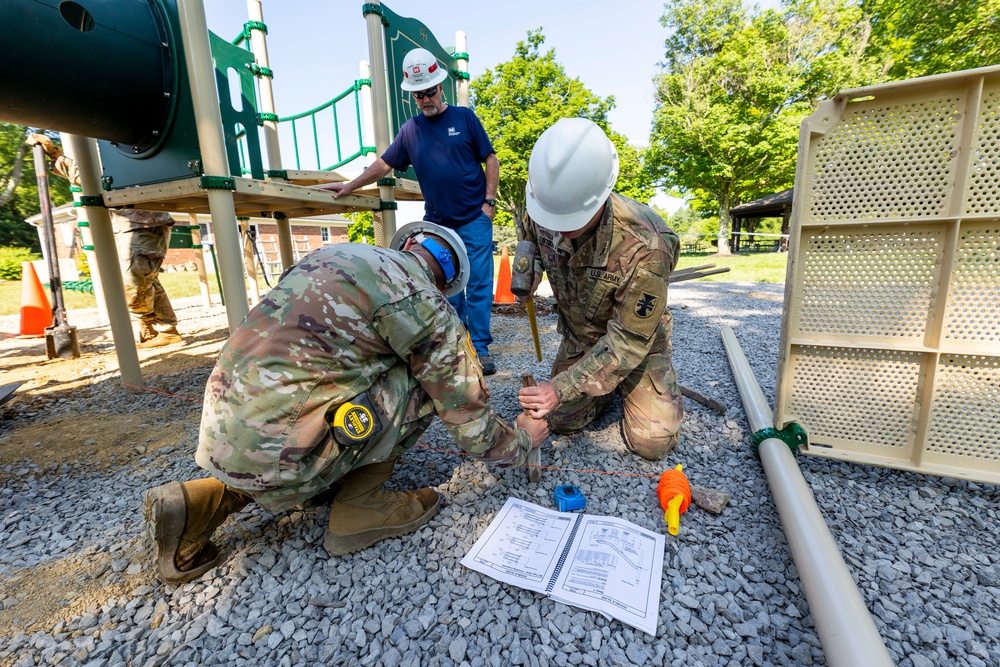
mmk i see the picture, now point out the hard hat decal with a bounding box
[428,62,438,73]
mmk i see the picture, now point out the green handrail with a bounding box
[276,80,377,172]
[233,79,375,175]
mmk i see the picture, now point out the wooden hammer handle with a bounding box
[522,374,542,482]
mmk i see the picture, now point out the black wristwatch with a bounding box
[484,198,496,207]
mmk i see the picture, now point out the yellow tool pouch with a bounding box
[326,392,383,448]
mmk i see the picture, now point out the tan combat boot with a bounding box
[138,319,158,344]
[138,325,184,349]
[324,459,440,556]
[143,478,252,583]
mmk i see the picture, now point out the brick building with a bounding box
[24,204,351,282]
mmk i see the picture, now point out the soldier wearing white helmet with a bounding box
[143,221,547,584]
[325,47,501,375]
[516,118,684,461]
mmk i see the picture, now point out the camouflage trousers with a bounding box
[115,226,177,331]
[549,345,683,460]
[230,362,435,513]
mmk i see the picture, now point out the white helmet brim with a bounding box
[390,221,470,297]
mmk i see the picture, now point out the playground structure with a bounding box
[5,4,998,664]
[0,0,470,385]
[776,66,1000,486]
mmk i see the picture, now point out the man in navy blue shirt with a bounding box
[326,48,500,375]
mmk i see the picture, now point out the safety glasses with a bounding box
[412,87,438,100]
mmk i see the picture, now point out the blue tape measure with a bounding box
[554,485,586,512]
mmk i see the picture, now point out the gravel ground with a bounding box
[1,281,999,667]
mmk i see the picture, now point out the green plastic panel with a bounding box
[380,3,460,183]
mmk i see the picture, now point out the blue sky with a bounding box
[204,1,681,213]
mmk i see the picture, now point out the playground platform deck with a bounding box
[100,175,398,218]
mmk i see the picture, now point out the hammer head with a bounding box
[510,240,537,297]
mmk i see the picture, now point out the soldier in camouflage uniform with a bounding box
[26,133,183,348]
[143,222,548,583]
[516,119,683,460]
[112,209,182,348]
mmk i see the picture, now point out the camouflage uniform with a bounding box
[112,210,177,334]
[196,243,532,512]
[49,154,177,333]
[518,192,683,459]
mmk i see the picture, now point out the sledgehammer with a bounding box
[511,240,543,362]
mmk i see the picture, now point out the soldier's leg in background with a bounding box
[148,270,178,331]
[618,353,683,460]
[116,230,145,315]
[143,226,178,332]
[547,353,614,434]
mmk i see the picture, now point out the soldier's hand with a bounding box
[26,133,61,158]
[516,412,549,449]
[519,381,559,419]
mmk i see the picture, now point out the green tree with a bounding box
[0,124,73,251]
[471,30,654,227]
[648,0,876,254]
[863,0,1000,80]
[346,211,374,244]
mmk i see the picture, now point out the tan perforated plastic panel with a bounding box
[776,67,1000,484]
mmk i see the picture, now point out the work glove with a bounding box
[26,133,62,159]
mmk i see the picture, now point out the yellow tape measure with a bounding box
[332,401,376,441]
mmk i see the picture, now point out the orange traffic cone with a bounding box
[18,263,51,338]
[493,246,516,304]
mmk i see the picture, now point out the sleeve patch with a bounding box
[619,268,667,338]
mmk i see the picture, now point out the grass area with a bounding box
[0,272,224,318]
[0,250,788,318]
[674,250,788,283]
[493,249,788,285]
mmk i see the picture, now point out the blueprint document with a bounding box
[461,497,665,635]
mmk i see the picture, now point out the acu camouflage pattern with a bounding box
[115,223,177,330]
[48,154,177,329]
[196,243,531,512]
[518,192,684,457]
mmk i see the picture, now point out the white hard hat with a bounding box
[525,118,619,232]
[390,221,470,297]
[400,48,449,91]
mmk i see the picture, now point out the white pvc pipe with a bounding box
[60,132,109,324]
[246,0,293,270]
[64,134,143,386]
[177,0,249,332]
[720,327,895,667]
[360,61,376,168]
[455,31,469,107]
[365,0,395,246]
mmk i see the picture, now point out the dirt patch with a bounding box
[491,296,556,317]
[0,409,198,469]
[0,321,223,470]
[0,544,147,640]
[747,291,784,302]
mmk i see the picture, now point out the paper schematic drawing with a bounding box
[461,497,665,635]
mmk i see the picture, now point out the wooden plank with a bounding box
[100,177,382,218]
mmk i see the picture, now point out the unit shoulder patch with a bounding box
[619,268,667,338]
